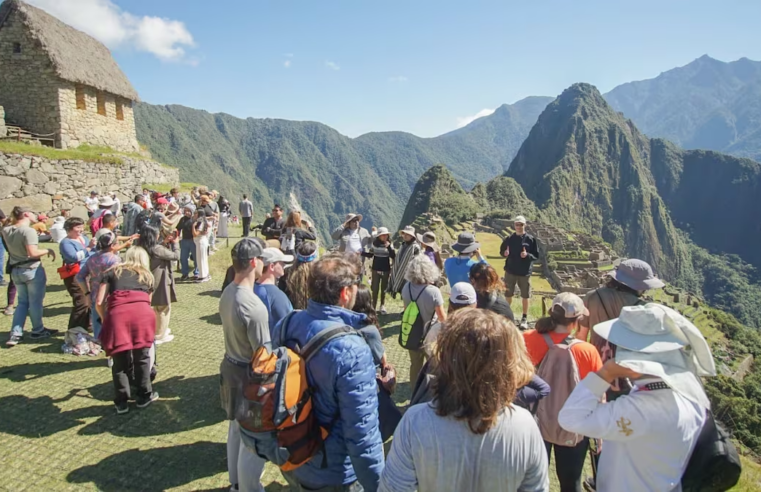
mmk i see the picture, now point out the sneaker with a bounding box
[583,477,596,492]
[180,275,189,282]
[155,334,174,345]
[115,402,130,415]
[3,306,14,316]
[519,316,528,330]
[136,392,159,408]
[30,328,59,340]
[6,334,22,346]
[380,306,387,315]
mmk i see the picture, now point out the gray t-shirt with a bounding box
[219,283,271,363]
[239,200,254,218]
[380,404,549,492]
[401,283,443,325]
[2,225,39,266]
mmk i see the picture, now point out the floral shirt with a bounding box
[75,251,121,302]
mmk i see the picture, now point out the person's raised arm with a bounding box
[331,224,345,241]
[558,361,650,441]
[500,236,510,258]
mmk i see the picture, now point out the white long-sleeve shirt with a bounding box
[558,373,705,492]
[380,404,549,492]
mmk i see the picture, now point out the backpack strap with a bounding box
[541,333,555,349]
[301,325,359,362]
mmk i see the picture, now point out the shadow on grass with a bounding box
[200,313,222,325]
[46,283,67,293]
[0,374,225,438]
[198,290,222,299]
[43,305,76,318]
[0,358,103,382]
[67,441,226,491]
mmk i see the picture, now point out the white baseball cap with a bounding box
[514,215,527,224]
[261,248,294,265]
[450,282,477,305]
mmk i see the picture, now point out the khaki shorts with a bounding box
[505,273,531,299]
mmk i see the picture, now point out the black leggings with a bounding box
[545,439,589,492]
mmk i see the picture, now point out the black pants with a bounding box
[64,275,91,330]
[112,347,152,405]
[242,217,252,237]
[545,439,589,492]
[370,270,390,309]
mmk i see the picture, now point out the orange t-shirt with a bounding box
[523,330,603,380]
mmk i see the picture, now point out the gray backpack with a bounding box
[535,334,585,446]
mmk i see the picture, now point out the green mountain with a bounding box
[503,82,761,328]
[398,165,480,228]
[506,83,693,282]
[605,55,761,162]
[134,97,551,239]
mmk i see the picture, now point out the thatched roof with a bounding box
[0,0,139,101]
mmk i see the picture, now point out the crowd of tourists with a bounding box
[0,194,737,492]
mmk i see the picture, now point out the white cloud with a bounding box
[455,108,496,128]
[388,75,408,83]
[27,0,196,63]
[283,60,292,68]
[325,61,340,71]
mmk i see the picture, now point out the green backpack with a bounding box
[399,284,430,351]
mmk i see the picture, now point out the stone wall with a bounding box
[0,106,6,137]
[58,83,140,153]
[0,9,61,137]
[0,152,179,217]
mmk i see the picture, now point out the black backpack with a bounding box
[681,410,742,492]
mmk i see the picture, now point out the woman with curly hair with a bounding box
[96,246,158,414]
[380,309,549,491]
[469,262,515,324]
[283,241,318,309]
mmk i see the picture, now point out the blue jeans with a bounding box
[10,266,47,336]
[91,306,103,339]
[180,239,198,277]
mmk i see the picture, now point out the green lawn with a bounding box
[0,141,150,165]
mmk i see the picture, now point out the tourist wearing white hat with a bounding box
[558,304,714,492]
[499,215,538,329]
[361,227,395,314]
[331,213,371,255]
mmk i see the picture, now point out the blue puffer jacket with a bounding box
[272,300,384,491]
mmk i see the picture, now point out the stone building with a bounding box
[0,0,140,152]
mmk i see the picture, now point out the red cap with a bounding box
[156,197,169,205]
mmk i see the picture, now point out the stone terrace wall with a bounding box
[0,152,179,216]
[0,106,6,137]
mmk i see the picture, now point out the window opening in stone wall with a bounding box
[75,85,86,110]
[12,42,21,54]
[116,100,124,120]
[97,91,106,116]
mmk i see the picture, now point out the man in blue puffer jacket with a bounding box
[272,255,384,491]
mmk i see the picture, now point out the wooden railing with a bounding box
[2,125,56,146]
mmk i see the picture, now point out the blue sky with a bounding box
[25,0,761,137]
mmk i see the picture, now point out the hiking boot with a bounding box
[115,402,130,415]
[6,334,22,347]
[30,328,59,340]
[519,316,528,330]
[3,305,14,316]
[136,392,159,408]
[380,306,387,315]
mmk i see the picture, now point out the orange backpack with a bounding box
[237,316,359,471]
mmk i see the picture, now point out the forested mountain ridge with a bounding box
[134,96,551,239]
[605,55,761,162]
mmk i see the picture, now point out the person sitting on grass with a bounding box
[97,246,158,414]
